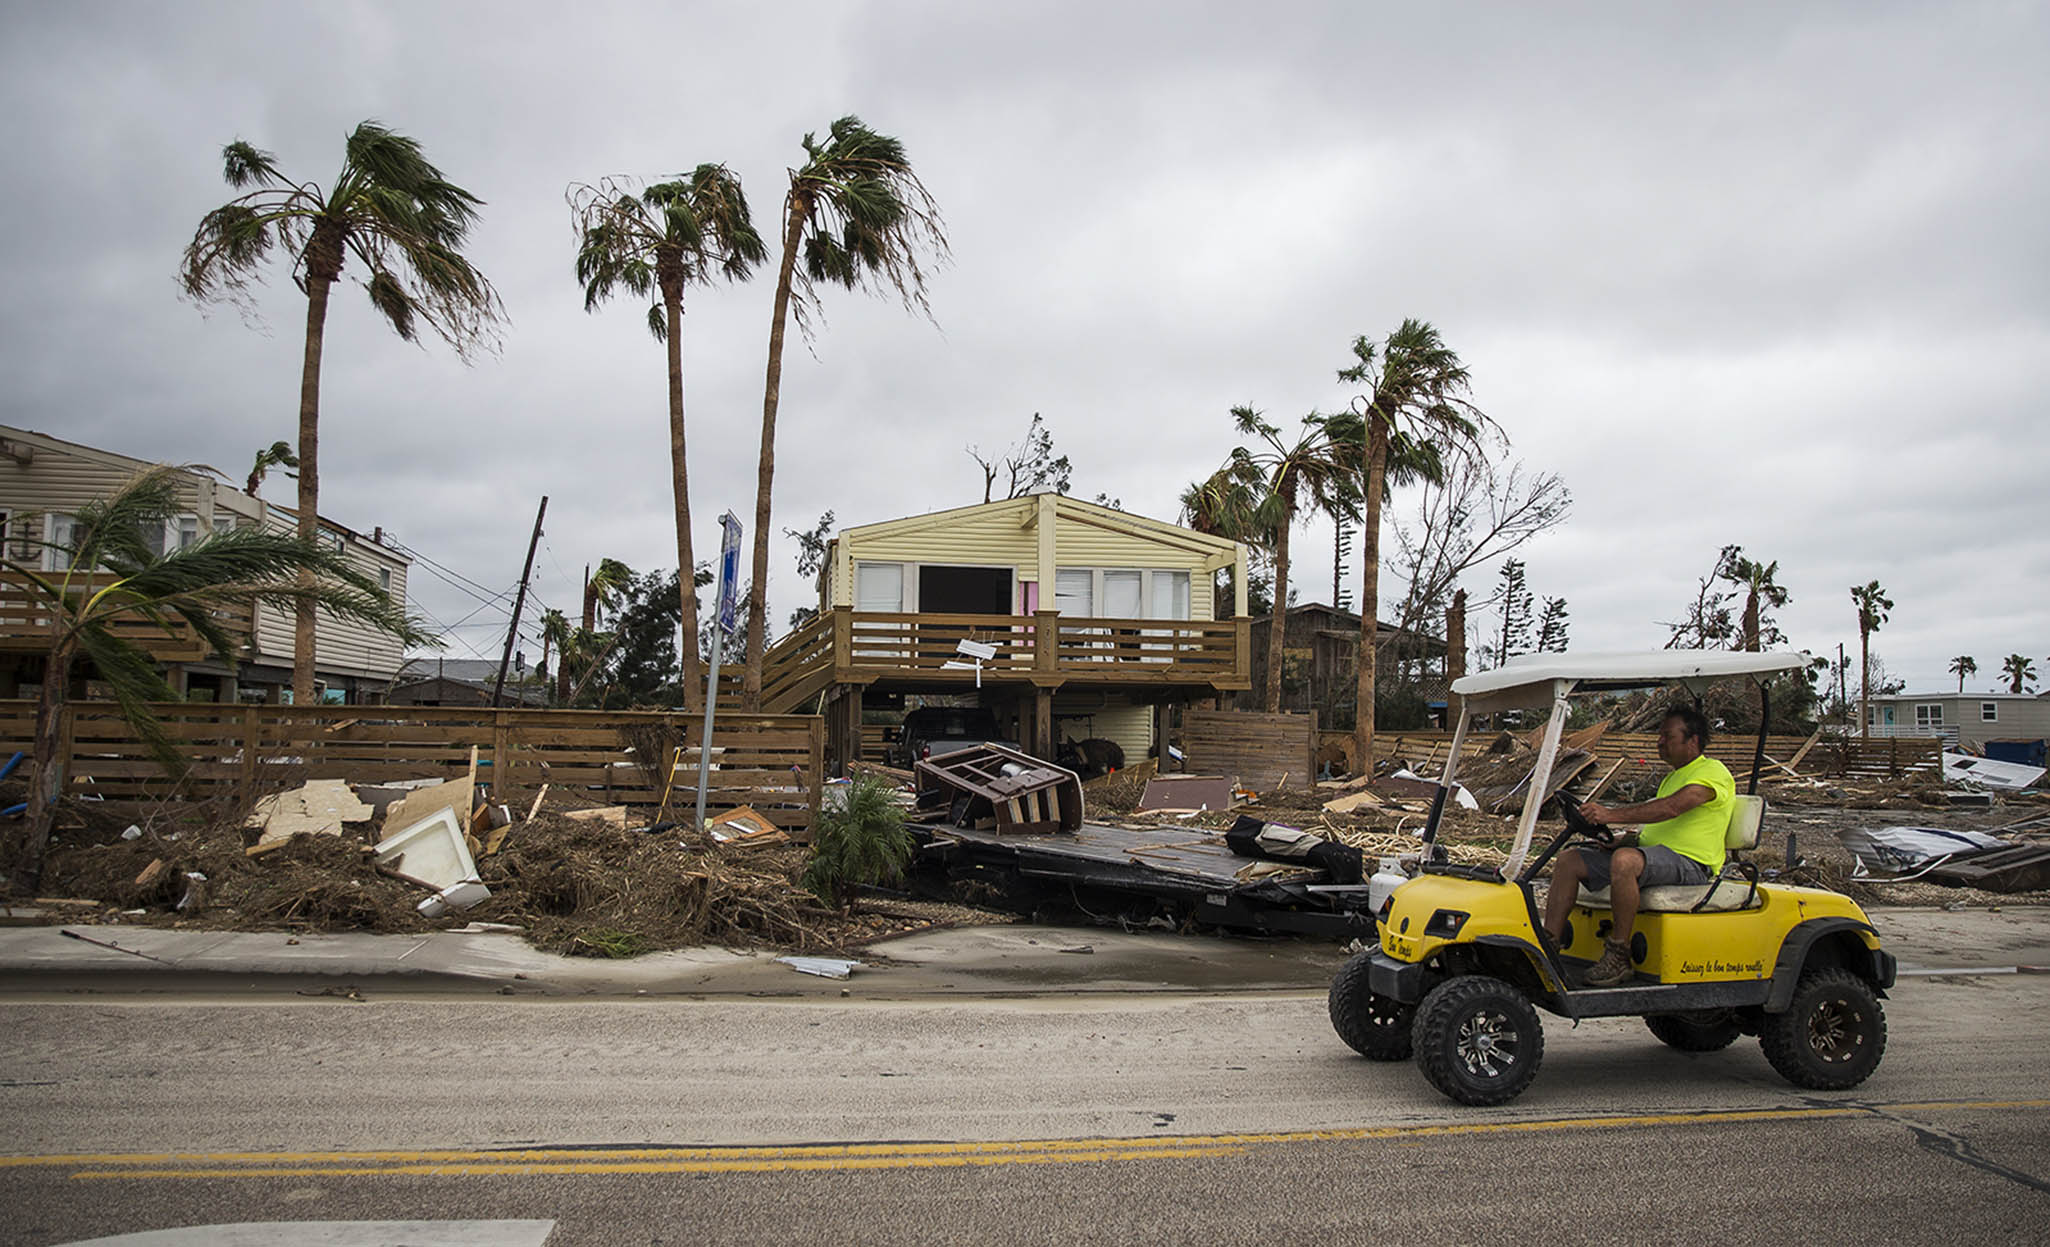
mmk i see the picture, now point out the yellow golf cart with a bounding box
[1329,650,1894,1105]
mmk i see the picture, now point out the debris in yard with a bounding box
[379,767,478,840]
[416,878,491,918]
[776,955,862,978]
[374,807,482,892]
[562,806,630,826]
[120,825,142,840]
[1137,775,1236,814]
[1840,825,2010,878]
[245,779,374,846]
[708,805,785,843]
[1223,815,1364,884]
[1925,845,2050,893]
[1321,789,1384,814]
[1057,944,1094,954]
[916,744,1084,834]
[133,858,165,887]
[1942,752,2046,792]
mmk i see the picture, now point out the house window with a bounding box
[176,516,200,550]
[1915,704,1943,728]
[44,512,77,571]
[855,562,905,613]
[379,568,392,593]
[1054,569,1093,616]
[1103,570,1142,618]
[1052,569,1193,621]
[1983,702,1999,722]
[1149,571,1190,620]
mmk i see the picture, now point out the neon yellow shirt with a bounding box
[1642,754,1735,869]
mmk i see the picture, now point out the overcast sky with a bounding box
[3,1,2044,695]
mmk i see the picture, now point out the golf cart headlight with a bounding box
[1425,909,1470,938]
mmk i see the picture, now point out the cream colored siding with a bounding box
[249,510,409,679]
[827,495,1235,621]
[1053,692,1152,760]
[0,424,407,685]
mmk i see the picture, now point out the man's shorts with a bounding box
[1577,843,1713,891]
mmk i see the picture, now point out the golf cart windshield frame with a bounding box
[1427,650,1807,880]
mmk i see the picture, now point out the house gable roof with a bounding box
[838,492,1239,560]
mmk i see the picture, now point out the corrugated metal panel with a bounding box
[1053,692,1153,761]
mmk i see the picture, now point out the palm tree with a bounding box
[1180,465,1263,618]
[1220,408,1357,713]
[1334,320,1489,774]
[1718,548,1788,652]
[742,116,947,710]
[539,608,574,705]
[570,166,765,714]
[1850,580,1893,737]
[1949,654,1977,693]
[180,121,502,704]
[1,468,429,893]
[2001,653,2037,694]
[582,558,634,635]
[244,441,298,497]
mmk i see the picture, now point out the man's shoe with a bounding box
[1585,939,1635,987]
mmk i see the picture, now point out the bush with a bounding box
[802,774,914,906]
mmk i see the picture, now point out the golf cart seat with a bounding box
[1578,794,1766,913]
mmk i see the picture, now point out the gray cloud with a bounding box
[1,0,2042,688]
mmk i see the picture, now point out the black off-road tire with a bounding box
[1412,975,1545,1106]
[1328,952,1414,1060]
[1759,968,1887,1090]
[1645,1011,1743,1052]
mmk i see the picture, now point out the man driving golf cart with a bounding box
[1328,650,1895,1106]
[1543,704,1732,986]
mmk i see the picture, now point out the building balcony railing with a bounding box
[0,569,253,666]
[754,607,1251,711]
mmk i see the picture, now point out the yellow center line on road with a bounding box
[15,1098,2044,1181]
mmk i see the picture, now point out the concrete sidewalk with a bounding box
[0,906,2043,999]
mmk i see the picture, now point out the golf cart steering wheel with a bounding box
[1553,790,1615,847]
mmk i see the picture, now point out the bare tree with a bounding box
[968,413,1071,503]
[1384,448,1570,653]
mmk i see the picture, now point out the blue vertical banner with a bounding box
[716,511,742,635]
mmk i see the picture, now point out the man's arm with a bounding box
[1581,784,1714,830]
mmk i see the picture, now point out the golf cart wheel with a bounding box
[1759,968,1887,1090]
[1412,975,1544,1106]
[1329,952,1414,1060]
[1645,1010,1743,1052]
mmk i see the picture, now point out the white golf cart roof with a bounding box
[1450,650,1809,715]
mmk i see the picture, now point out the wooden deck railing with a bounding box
[756,607,1250,710]
[0,569,253,664]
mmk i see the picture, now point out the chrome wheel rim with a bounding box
[1808,997,1864,1064]
[1455,1008,1520,1078]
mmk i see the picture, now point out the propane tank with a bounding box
[1367,857,1409,915]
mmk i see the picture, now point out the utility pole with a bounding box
[493,496,548,708]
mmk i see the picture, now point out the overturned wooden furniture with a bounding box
[916,744,1084,835]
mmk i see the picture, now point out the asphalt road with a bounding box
[3,975,2047,1245]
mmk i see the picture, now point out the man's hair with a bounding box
[1664,704,1710,749]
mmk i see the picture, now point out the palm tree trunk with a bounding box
[1859,627,1871,739]
[293,272,333,706]
[1352,422,1388,777]
[743,199,809,712]
[10,641,74,894]
[1263,503,1293,713]
[663,290,704,715]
